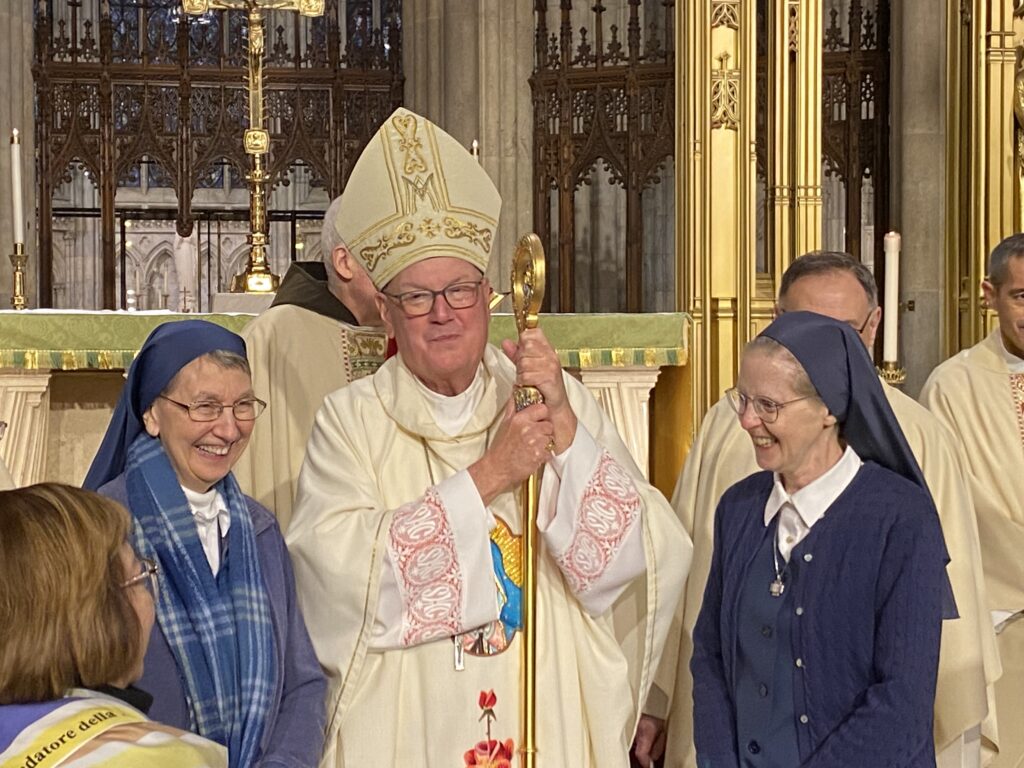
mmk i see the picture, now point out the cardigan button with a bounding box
[795,657,804,668]
[795,606,804,616]
[800,714,809,724]
[747,740,761,755]
[803,553,813,562]
[758,683,768,698]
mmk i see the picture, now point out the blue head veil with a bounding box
[759,311,926,490]
[759,311,957,617]
[83,320,247,490]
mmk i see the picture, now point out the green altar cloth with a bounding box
[0,311,689,371]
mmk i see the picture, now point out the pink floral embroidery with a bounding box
[556,450,641,595]
[388,488,463,646]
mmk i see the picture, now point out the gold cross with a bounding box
[181,0,326,291]
[183,0,324,16]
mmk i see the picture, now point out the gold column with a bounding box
[793,0,822,256]
[678,1,757,425]
[678,0,822,429]
[947,0,1018,352]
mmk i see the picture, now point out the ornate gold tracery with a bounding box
[33,0,403,308]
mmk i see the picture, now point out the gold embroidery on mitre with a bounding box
[443,215,493,255]
[402,174,442,213]
[418,217,441,237]
[360,221,416,270]
[392,114,428,174]
[490,516,522,588]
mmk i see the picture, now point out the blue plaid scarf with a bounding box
[125,432,276,768]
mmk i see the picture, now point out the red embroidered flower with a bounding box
[465,690,514,765]
[463,738,516,767]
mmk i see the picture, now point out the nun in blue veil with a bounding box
[84,320,325,768]
[690,311,953,768]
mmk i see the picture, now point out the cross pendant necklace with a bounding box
[770,523,787,598]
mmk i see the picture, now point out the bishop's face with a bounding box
[377,257,492,396]
[983,255,1024,361]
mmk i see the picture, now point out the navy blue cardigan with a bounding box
[691,462,945,768]
[100,473,327,768]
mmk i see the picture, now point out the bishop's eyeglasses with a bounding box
[725,387,814,424]
[382,279,485,317]
[158,395,267,422]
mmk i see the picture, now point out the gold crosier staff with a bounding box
[510,233,546,768]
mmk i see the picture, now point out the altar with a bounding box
[0,310,690,497]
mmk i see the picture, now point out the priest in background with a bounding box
[647,252,999,768]
[922,232,1024,768]
[233,196,385,532]
[286,107,690,767]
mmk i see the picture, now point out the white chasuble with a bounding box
[287,344,690,768]
[660,382,1000,768]
[922,329,1024,766]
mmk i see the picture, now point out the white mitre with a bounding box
[334,107,502,289]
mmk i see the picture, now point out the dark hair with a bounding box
[0,484,143,704]
[987,234,1024,287]
[779,251,878,308]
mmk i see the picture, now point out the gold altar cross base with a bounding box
[182,0,325,292]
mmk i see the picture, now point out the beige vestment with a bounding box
[922,329,1024,768]
[233,303,386,532]
[661,381,1000,767]
[287,345,691,767]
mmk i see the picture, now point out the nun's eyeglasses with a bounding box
[725,387,814,424]
[158,395,267,422]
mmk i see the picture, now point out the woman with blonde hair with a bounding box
[0,483,226,767]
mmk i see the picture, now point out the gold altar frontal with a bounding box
[0,311,690,498]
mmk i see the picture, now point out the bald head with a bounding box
[776,251,882,349]
[319,195,381,327]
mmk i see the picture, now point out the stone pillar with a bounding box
[0,3,37,309]
[891,1,948,394]
[403,0,534,291]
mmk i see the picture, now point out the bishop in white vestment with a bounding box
[286,108,690,768]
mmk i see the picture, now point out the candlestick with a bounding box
[471,139,480,162]
[9,242,28,310]
[882,231,901,362]
[10,130,24,245]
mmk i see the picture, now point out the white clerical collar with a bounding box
[414,364,486,436]
[182,485,231,574]
[996,334,1024,373]
[764,445,862,529]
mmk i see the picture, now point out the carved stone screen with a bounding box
[34,0,403,310]
[531,0,676,313]
[820,0,890,274]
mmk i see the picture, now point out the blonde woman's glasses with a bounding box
[122,557,159,596]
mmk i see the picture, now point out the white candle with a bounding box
[471,139,479,161]
[883,231,901,362]
[10,129,24,245]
